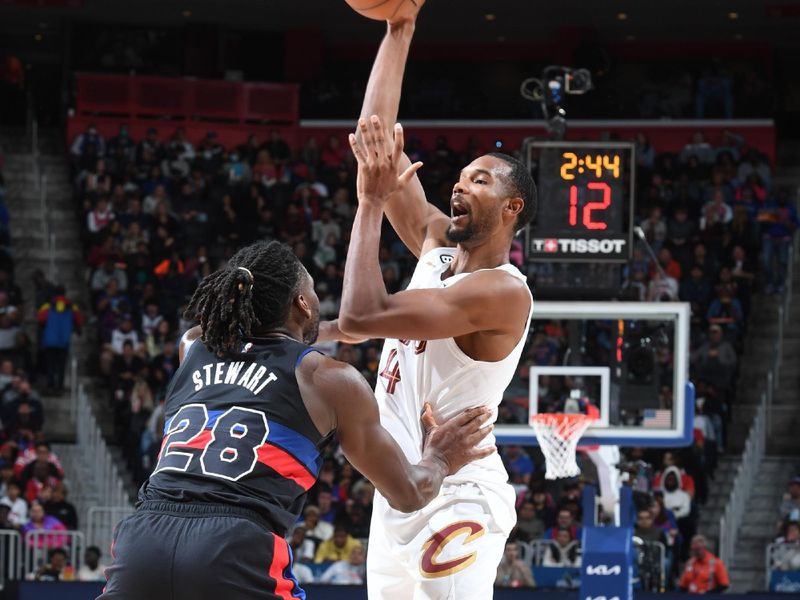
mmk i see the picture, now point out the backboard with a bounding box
[495,301,694,447]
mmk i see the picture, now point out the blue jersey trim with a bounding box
[294,346,321,368]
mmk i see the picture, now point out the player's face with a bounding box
[298,271,320,345]
[446,155,517,245]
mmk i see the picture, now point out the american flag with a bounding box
[642,409,672,428]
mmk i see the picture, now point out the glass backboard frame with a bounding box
[495,301,695,447]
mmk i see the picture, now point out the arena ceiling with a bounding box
[0,0,798,45]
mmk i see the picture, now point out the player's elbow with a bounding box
[338,312,379,337]
[385,489,425,514]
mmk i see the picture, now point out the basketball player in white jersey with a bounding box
[337,6,537,597]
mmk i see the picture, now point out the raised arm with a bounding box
[341,117,530,347]
[358,13,449,257]
[297,353,494,512]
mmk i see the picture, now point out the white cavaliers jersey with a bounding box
[373,247,533,533]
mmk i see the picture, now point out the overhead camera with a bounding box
[520,66,594,139]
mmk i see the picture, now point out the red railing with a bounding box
[74,73,299,124]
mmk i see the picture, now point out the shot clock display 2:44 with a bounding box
[560,152,622,230]
[524,141,635,263]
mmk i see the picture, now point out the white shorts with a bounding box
[367,482,514,600]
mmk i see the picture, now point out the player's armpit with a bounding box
[383,153,451,258]
[339,269,531,342]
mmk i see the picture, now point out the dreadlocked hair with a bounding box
[185,241,305,357]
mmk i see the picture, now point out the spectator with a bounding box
[542,528,581,567]
[292,560,315,585]
[659,467,692,520]
[314,525,362,564]
[91,258,129,294]
[43,483,78,530]
[22,502,67,548]
[646,269,679,302]
[545,509,582,541]
[706,290,744,337]
[316,485,339,524]
[495,540,536,588]
[78,546,107,581]
[33,548,68,581]
[502,445,535,488]
[690,325,737,391]
[37,286,83,394]
[773,522,800,571]
[1,482,27,526]
[70,123,105,166]
[23,461,61,504]
[640,207,667,252]
[779,477,800,524]
[300,505,333,545]
[515,500,546,542]
[110,317,140,355]
[759,190,799,294]
[679,534,730,593]
[701,189,732,229]
[15,442,63,480]
[680,132,715,165]
[634,509,668,546]
[289,524,316,564]
[319,545,366,584]
[86,196,115,234]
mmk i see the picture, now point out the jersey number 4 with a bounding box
[153,404,269,481]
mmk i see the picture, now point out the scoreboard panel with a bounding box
[525,141,635,263]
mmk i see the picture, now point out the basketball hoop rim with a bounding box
[530,412,596,427]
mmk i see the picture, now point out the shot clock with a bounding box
[524,141,635,263]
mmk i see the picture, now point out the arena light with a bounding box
[728,11,739,19]
[484,13,496,21]
[616,12,628,20]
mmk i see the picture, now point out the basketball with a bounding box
[345,0,411,21]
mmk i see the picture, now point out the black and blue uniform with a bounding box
[100,336,329,600]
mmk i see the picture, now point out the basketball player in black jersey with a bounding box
[99,240,494,600]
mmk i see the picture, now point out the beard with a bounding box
[303,313,320,345]
[445,222,475,243]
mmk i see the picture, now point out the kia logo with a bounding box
[586,565,622,576]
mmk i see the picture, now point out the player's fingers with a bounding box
[369,115,386,156]
[454,406,491,427]
[466,424,494,446]
[471,445,497,460]
[348,133,366,164]
[420,403,438,432]
[392,123,405,161]
[399,161,424,185]
[358,118,374,158]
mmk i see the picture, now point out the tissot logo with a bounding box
[585,564,622,576]
[531,238,626,254]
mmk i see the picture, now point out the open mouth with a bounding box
[450,201,469,222]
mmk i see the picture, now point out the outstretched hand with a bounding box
[348,115,423,207]
[421,403,496,476]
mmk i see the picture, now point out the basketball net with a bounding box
[531,413,596,480]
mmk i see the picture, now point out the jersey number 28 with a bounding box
[153,404,268,481]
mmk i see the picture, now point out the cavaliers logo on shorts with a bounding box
[419,521,485,578]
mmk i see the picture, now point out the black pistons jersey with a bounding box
[139,335,330,536]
